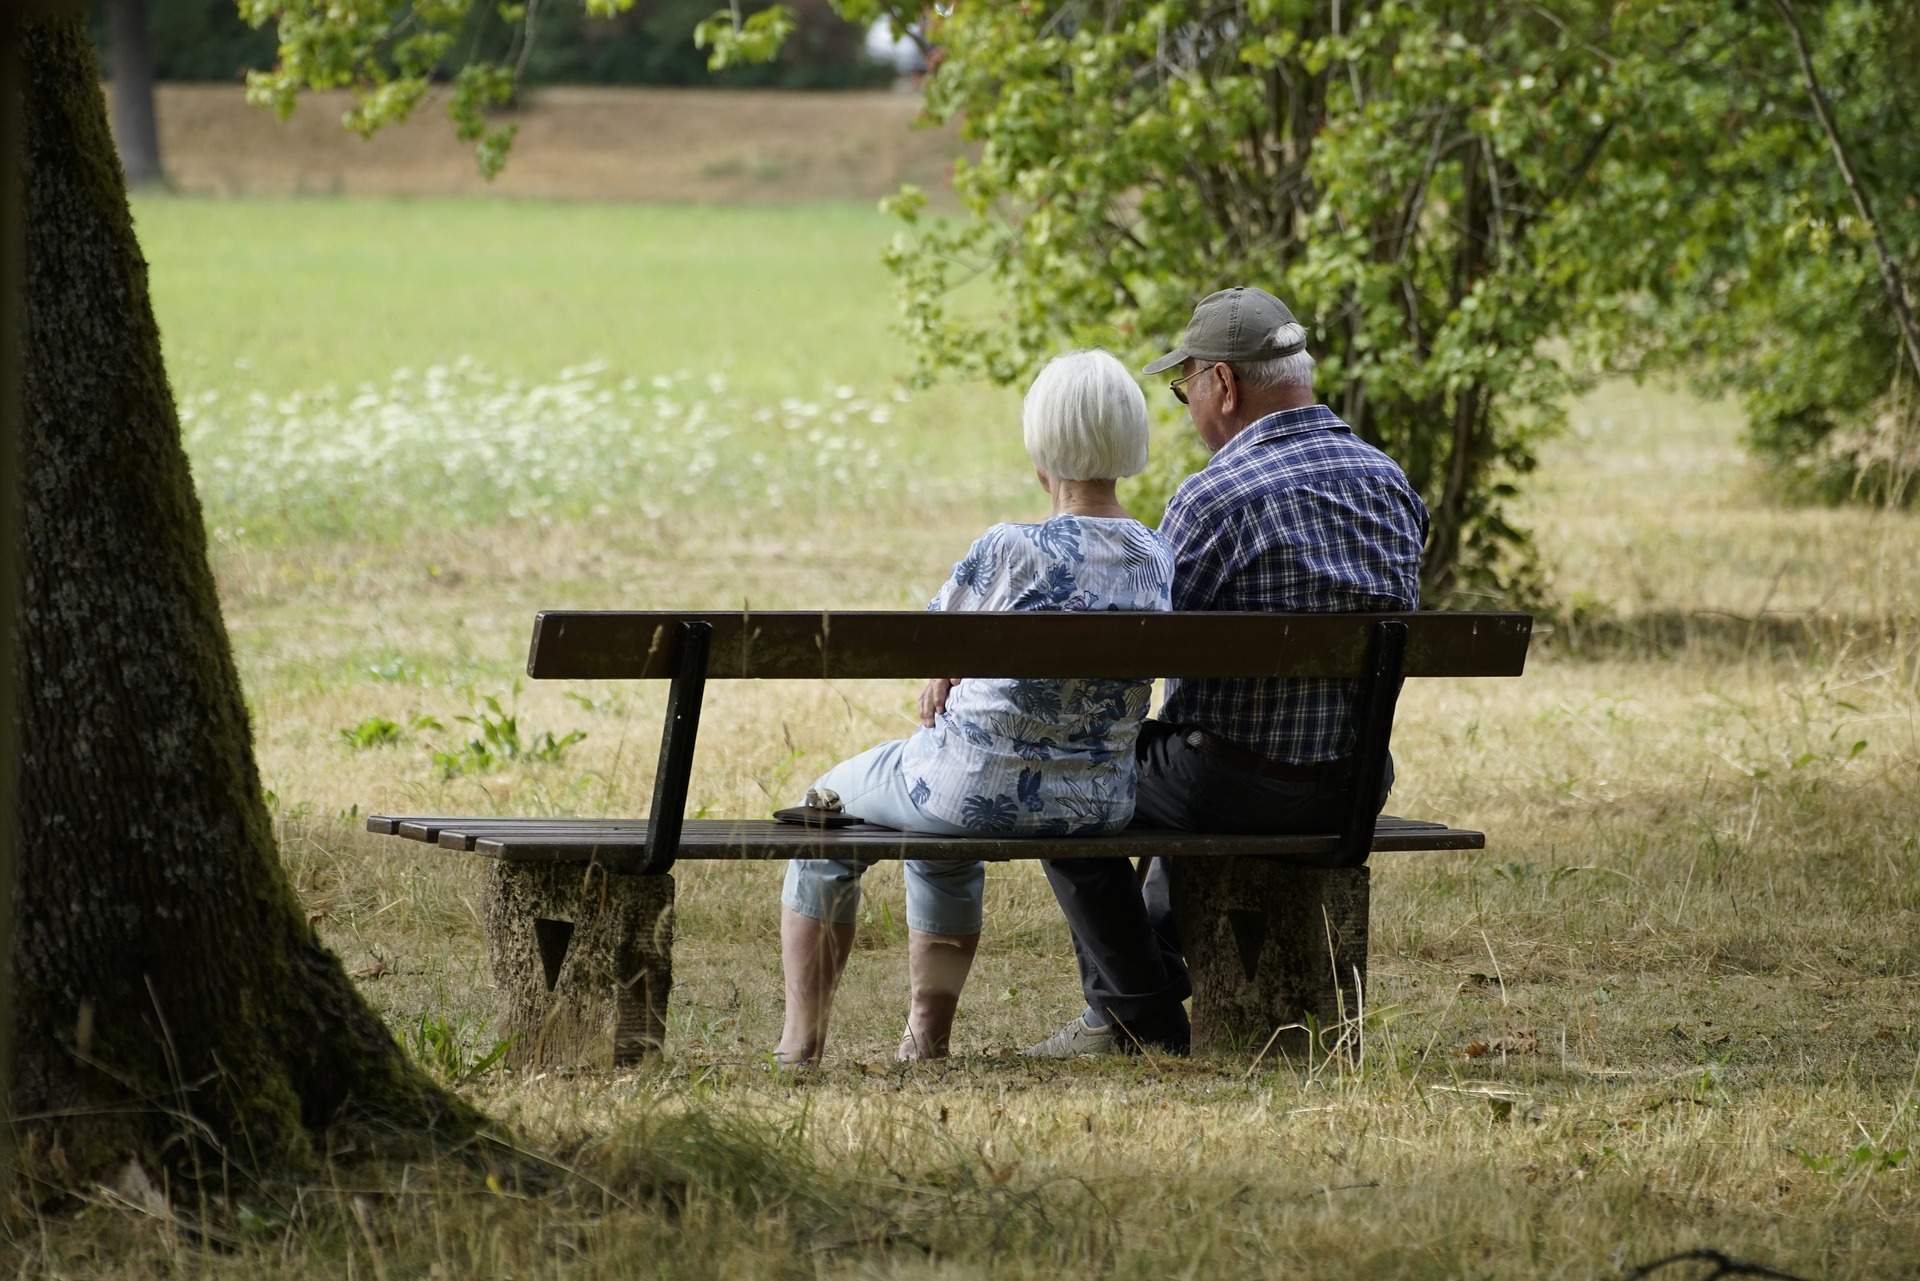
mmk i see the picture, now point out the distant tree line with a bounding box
[93,0,891,88]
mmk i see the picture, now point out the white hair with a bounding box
[1021,349,1149,480]
[1231,322,1316,390]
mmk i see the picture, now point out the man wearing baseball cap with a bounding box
[1025,286,1430,1057]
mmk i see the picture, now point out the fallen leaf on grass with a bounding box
[1496,1028,1540,1054]
[1465,1028,1539,1058]
[351,956,392,980]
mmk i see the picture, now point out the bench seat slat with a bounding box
[367,814,1483,869]
[405,820,653,849]
[370,821,1451,841]
[368,814,507,836]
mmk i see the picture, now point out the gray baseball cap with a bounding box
[1142,286,1306,375]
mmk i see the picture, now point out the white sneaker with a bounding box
[1020,1013,1118,1058]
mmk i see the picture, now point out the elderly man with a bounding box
[1025,286,1430,1057]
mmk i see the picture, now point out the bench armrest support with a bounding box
[643,621,712,875]
[1339,619,1408,867]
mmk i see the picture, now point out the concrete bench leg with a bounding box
[1174,860,1368,1059]
[482,862,674,1069]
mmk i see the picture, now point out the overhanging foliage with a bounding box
[238,0,1920,592]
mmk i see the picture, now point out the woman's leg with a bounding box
[780,741,988,1062]
[778,853,866,1063]
[900,926,980,1060]
[775,906,855,1066]
[773,742,909,1063]
[846,749,985,1059]
[898,857,985,1060]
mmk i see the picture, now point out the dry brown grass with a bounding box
[18,380,1909,1279]
[16,133,1920,1274]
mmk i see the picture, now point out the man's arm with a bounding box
[1160,490,1242,612]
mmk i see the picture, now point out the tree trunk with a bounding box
[10,15,472,1186]
[1420,143,1494,604]
[1,3,31,1195]
[104,0,163,188]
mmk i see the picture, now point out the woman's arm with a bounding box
[918,526,1013,723]
[927,527,1006,613]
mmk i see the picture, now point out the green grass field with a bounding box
[30,194,1918,1279]
[137,197,1026,544]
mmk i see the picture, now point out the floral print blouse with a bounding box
[897,515,1175,834]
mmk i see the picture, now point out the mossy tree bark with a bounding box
[10,15,473,1185]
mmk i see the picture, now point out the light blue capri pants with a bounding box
[781,740,986,936]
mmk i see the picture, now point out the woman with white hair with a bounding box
[775,349,1175,1065]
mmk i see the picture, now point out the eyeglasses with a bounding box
[1168,363,1220,405]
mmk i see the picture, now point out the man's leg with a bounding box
[1031,723,1194,1054]
[1031,725,1399,1056]
[1131,720,1200,976]
[1041,857,1190,1030]
[1140,857,1181,961]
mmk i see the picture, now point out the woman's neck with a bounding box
[1050,478,1130,520]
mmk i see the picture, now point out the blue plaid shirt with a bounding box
[1158,404,1429,764]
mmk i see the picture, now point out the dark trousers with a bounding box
[1042,721,1392,1039]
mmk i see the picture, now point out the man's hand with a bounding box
[917,677,961,728]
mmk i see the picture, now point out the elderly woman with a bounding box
[776,349,1175,1065]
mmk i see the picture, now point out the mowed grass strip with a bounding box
[26,196,1916,1279]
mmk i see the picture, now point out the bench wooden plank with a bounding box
[366,815,1483,870]
[526,610,1533,681]
[369,814,505,836]
[470,823,1484,867]
[370,818,1451,845]
[394,818,652,847]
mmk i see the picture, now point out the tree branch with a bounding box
[1770,0,1920,388]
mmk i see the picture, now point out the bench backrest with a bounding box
[522,609,1532,875]
[526,610,1533,680]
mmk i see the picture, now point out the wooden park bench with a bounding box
[369,609,1532,1065]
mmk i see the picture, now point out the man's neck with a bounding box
[1217,388,1316,447]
